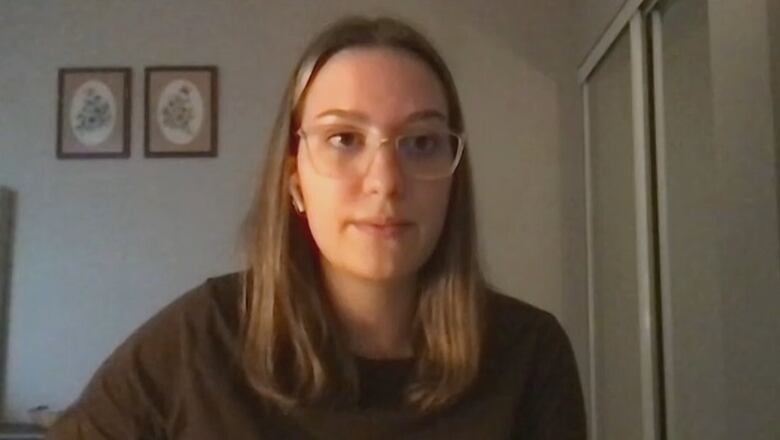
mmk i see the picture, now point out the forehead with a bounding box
[299,47,449,127]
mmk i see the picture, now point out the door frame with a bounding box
[580,2,662,439]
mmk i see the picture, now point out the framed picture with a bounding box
[56,67,131,159]
[144,66,218,157]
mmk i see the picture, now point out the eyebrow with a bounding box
[315,109,447,124]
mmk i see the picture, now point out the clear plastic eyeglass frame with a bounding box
[296,125,465,180]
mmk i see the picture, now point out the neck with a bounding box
[321,262,417,359]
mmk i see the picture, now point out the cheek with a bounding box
[304,188,347,245]
[297,156,354,253]
[414,181,452,247]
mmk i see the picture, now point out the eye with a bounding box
[326,131,365,150]
[399,133,444,157]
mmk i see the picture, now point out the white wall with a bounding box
[0,0,583,422]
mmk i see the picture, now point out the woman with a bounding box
[48,16,586,439]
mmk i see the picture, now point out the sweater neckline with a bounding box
[353,354,415,368]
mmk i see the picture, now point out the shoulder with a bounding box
[176,270,246,330]
[483,287,573,365]
[49,271,248,436]
[485,288,564,339]
[142,270,246,361]
[143,270,245,336]
[92,270,246,378]
[482,289,586,437]
[168,270,245,319]
[111,271,244,351]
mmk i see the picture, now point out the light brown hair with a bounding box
[239,15,486,413]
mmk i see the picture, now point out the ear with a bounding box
[287,160,305,214]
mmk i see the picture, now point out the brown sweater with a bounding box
[47,272,586,439]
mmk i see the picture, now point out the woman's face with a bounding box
[293,47,453,283]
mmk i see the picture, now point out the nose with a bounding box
[362,140,405,198]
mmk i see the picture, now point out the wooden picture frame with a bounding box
[144,66,218,158]
[56,67,131,159]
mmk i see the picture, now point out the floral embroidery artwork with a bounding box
[69,79,116,147]
[144,66,217,157]
[156,79,203,145]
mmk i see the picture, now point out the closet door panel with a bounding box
[586,27,643,440]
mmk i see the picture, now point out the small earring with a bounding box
[290,186,305,214]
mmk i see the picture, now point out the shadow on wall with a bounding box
[425,0,577,80]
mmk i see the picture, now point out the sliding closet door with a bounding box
[584,1,779,438]
[651,0,780,437]
[584,13,659,440]
[649,1,725,438]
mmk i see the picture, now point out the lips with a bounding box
[352,219,413,238]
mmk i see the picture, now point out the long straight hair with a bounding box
[239,15,486,413]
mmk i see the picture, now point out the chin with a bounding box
[349,258,418,281]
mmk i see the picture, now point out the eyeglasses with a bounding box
[296,124,465,180]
